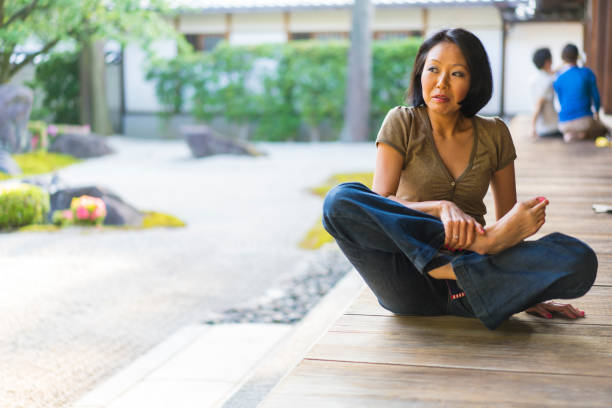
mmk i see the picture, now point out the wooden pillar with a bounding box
[422,8,429,37]
[602,0,612,114]
[585,0,612,114]
[284,12,291,41]
[225,13,232,41]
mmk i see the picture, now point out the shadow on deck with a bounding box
[259,115,612,407]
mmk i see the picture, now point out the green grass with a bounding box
[18,224,61,232]
[142,211,186,228]
[15,212,186,233]
[300,172,373,250]
[309,172,373,198]
[2,151,81,178]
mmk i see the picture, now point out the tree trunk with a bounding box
[80,39,113,135]
[0,49,14,84]
[238,123,250,140]
[340,0,373,142]
[79,41,92,127]
[309,125,321,142]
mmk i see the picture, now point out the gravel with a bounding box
[203,245,353,325]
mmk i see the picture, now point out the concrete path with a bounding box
[0,138,374,408]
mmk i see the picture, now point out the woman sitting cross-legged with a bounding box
[322,28,597,330]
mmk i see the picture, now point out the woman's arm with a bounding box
[373,143,484,250]
[490,162,517,221]
[373,143,444,217]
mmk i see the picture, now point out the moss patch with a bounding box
[142,211,186,228]
[309,172,373,198]
[11,211,186,233]
[299,216,334,249]
[19,224,61,232]
[11,151,81,176]
[300,172,373,250]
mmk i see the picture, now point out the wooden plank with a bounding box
[595,255,612,285]
[260,359,612,408]
[306,314,612,377]
[549,235,612,255]
[347,286,612,324]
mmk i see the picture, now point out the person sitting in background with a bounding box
[554,43,609,142]
[529,48,561,139]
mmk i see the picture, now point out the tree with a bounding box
[340,0,373,142]
[0,0,185,133]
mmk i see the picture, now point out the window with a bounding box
[290,32,348,41]
[374,31,421,41]
[184,34,226,52]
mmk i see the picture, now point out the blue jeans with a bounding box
[322,182,598,329]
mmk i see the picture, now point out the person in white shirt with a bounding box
[529,48,561,139]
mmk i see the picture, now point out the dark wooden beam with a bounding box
[585,0,612,114]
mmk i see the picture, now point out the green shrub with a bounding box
[0,184,50,230]
[27,52,80,124]
[148,38,421,141]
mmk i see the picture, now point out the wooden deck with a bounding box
[260,116,612,407]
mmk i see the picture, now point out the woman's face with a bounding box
[421,41,471,116]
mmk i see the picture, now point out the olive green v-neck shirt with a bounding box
[375,105,517,226]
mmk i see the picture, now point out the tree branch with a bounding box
[8,36,60,77]
[1,0,6,28]
[3,0,41,28]
[0,49,14,84]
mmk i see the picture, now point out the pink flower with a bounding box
[91,206,106,220]
[70,195,107,225]
[76,206,90,220]
[62,210,73,220]
[47,125,58,136]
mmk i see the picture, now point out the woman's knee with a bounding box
[322,182,368,223]
[556,235,598,298]
[572,243,598,297]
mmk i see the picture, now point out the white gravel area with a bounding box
[0,138,375,408]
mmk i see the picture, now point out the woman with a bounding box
[322,28,597,330]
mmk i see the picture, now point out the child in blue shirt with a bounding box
[553,43,609,142]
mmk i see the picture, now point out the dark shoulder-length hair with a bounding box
[406,28,493,117]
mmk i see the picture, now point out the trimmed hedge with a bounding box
[147,38,421,141]
[0,184,50,229]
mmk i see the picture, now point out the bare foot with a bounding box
[468,197,548,254]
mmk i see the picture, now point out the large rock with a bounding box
[50,186,143,226]
[0,149,22,175]
[180,125,262,158]
[48,133,114,158]
[0,85,33,153]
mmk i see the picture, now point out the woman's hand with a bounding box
[525,301,585,319]
[439,201,485,251]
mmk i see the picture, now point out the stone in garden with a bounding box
[21,173,65,194]
[0,85,33,153]
[0,149,22,175]
[50,186,143,226]
[180,125,263,158]
[48,133,114,159]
